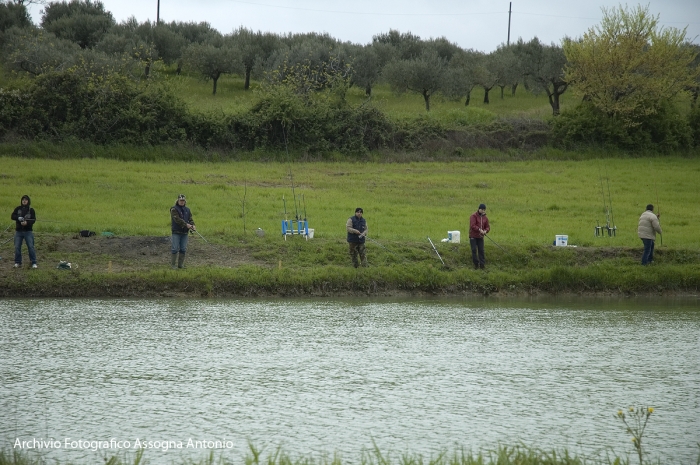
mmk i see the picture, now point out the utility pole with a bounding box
[507,2,512,46]
[157,0,160,24]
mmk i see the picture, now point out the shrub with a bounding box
[551,101,693,152]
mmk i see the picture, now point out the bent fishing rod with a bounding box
[427,236,445,266]
[483,233,508,254]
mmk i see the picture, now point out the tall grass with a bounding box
[0,443,644,465]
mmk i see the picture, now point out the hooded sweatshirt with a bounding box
[11,195,36,232]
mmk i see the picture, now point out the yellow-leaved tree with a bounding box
[563,4,699,127]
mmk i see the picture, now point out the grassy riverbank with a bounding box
[1,156,698,297]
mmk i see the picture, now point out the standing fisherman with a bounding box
[11,195,37,268]
[346,207,368,268]
[170,194,195,269]
[637,204,662,266]
[469,203,490,270]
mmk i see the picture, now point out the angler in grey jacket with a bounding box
[637,204,662,265]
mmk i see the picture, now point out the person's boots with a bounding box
[171,253,178,269]
[177,253,186,269]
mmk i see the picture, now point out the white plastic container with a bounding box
[448,231,461,244]
[555,235,568,247]
[307,229,314,239]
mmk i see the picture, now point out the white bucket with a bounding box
[555,235,568,247]
[307,229,314,239]
[448,231,460,244]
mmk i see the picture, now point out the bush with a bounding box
[228,85,395,155]
[689,105,700,147]
[0,70,205,145]
[551,101,693,152]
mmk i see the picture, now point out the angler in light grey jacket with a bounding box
[637,204,662,265]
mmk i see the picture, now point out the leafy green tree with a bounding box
[489,45,520,99]
[2,27,80,75]
[265,38,352,97]
[133,21,186,66]
[684,42,700,109]
[443,48,483,106]
[383,47,447,111]
[348,43,381,96]
[426,36,461,62]
[165,20,215,45]
[373,29,423,60]
[518,37,569,115]
[182,37,237,95]
[40,0,115,49]
[229,27,281,90]
[476,51,501,104]
[0,2,31,33]
[264,48,352,103]
[563,4,699,126]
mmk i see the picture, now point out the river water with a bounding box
[1,297,699,464]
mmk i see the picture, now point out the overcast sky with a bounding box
[26,0,700,52]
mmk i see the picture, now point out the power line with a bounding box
[224,0,700,25]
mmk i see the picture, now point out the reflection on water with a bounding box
[1,297,699,464]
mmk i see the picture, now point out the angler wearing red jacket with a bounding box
[469,203,490,269]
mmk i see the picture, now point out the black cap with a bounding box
[478,204,486,210]
[355,207,363,213]
[646,204,654,211]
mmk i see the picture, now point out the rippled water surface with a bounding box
[1,297,699,464]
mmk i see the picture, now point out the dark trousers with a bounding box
[641,238,655,265]
[470,237,485,268]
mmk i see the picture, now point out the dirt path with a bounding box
[0,234,266,275]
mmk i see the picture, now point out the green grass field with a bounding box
[0,156,697,249]
[163,70,569,123]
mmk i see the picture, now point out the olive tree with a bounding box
[518,37,569,115]
[182,36,237,94]
[3,27,80,75]
[229,27,281,90]
[0,2,31,33]
[40,0,115,49]
[348,43,381,96]
[383,47,447,111]
[443,48,483,106]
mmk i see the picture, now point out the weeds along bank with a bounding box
[1,70,700,155]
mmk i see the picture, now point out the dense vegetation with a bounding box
[0,1,699,156]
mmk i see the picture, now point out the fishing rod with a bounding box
[363,235,403,261]
[653,162,662,246]
[427,236,445,266]
[191,228,209,243]
[605,166,616,236]
[484,233,508,254]
[302,194,307,222]
[282,124,300,221]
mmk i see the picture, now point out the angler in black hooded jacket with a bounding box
[10,195,37,268]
